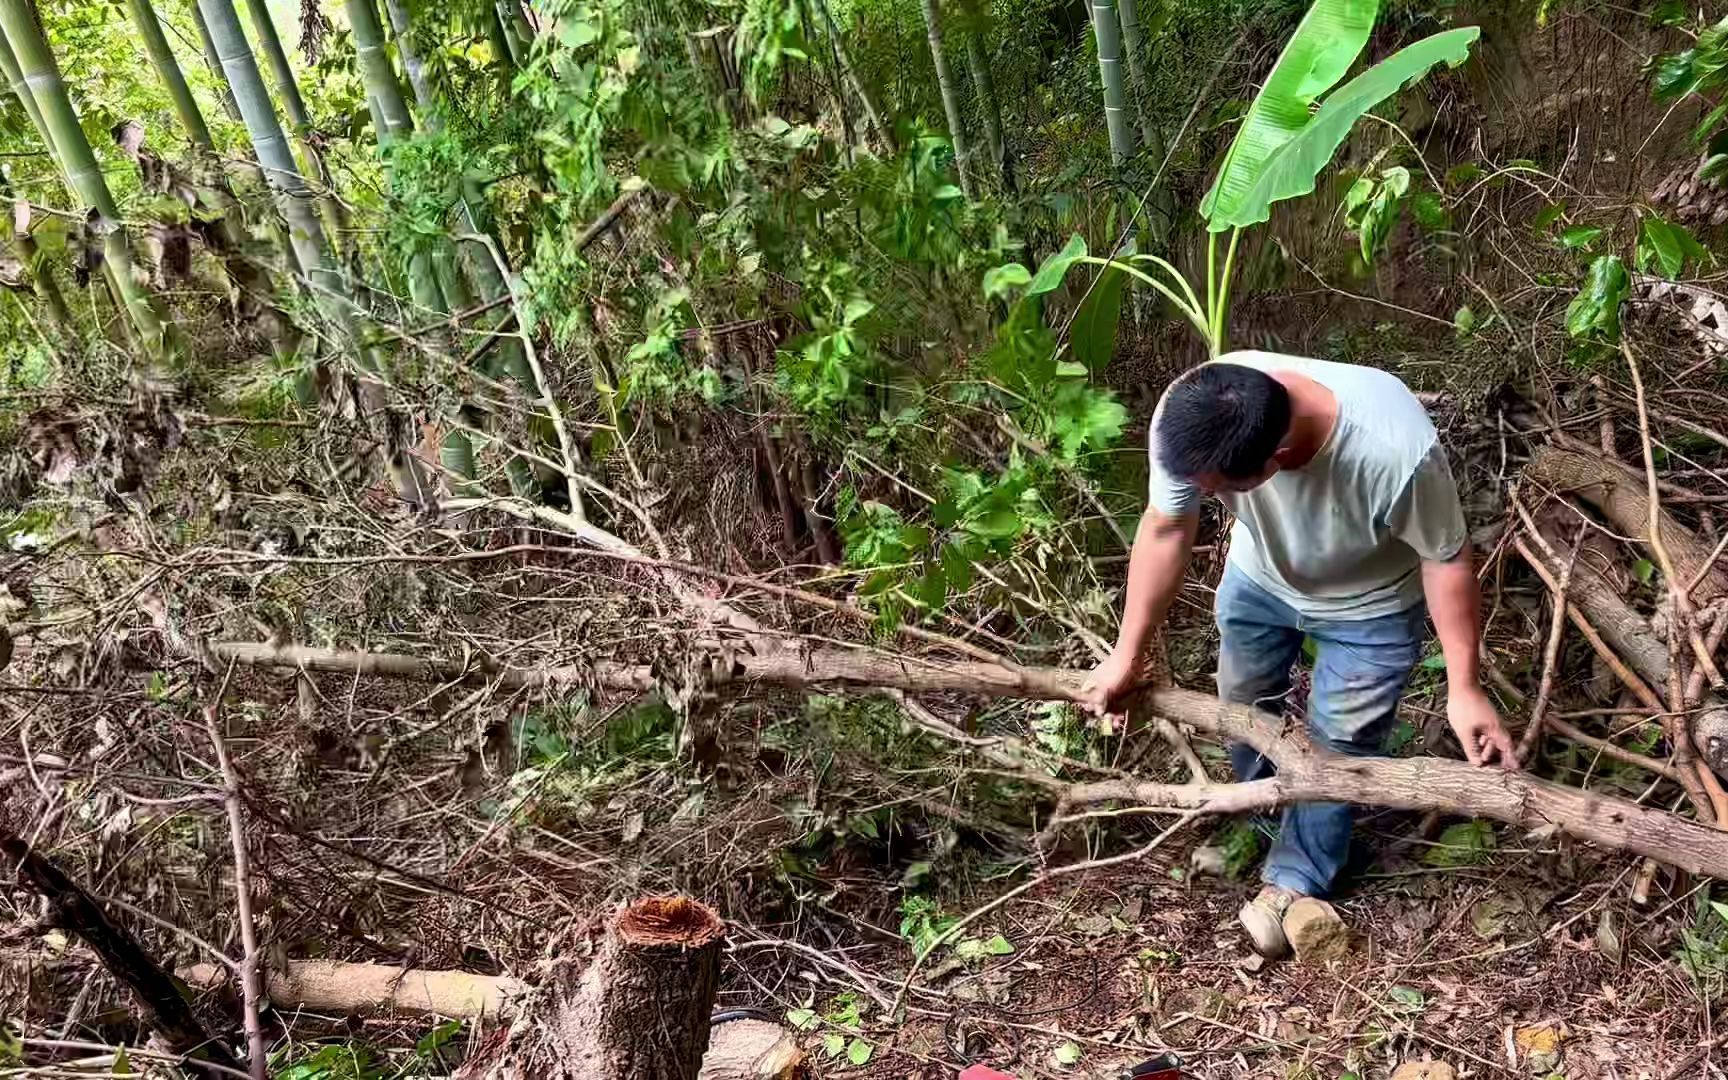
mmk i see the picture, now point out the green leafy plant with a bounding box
[273,1044,388,1080]
[790,993,874,1065]
[1677,896,1728,997]
[899,894,960,955]
[1565,255,1629,343]
[1085,0,1479,353]
[1652,15,1728,172]
[1636,215,1707,280]
[1424,819,1497,867]
[1343,164,1410,264]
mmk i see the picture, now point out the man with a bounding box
[1080,352,1517,958]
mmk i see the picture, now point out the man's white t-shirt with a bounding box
[1146,351,1467,620]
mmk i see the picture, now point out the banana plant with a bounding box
[1082,0,1480,356]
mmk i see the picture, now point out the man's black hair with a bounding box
[1157,363,1293,480]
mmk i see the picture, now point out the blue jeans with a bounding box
[1215,566,1426,896]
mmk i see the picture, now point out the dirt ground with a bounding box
[721,815,1721,1080]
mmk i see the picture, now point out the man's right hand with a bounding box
[1080,649,1138,716]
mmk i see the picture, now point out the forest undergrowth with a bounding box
[7,0,1728,1077]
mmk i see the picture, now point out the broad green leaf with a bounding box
[982,933,1015,954]
[847,1038,874,1065]
[963,507,1022,539]
[1558,223,1604,249]
[823,1032,846,1057]
[1204,23,1479,231]
[1637,216,1705,279]
[1633,557,1656,584]
[983,262,1032,300]
[1652,0,1687,25]
[1070,263,1126,372]
[1565,255,1629,342]
[1712,900,1728,925]
[1053,1041,1083,1066]
[112,1045,132,1076]
[787,1007,819,1030]
[1532,199,1568,231]
[1425,819,1496,866]
[1453,304,1476,337]
[1201,0,1383,228]
[1388,984,1427,1011]
[1027,234,1088,295]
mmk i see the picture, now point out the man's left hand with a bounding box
[1448,686,1519,769]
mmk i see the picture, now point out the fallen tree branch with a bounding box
[202,639,1728,879]
[179,959,527,1018]
[1,827,244,1077]
[1624,338,1726,694]
[203,681,267,1080]
[1518,529,1580,763]
[1525,443,1728,604]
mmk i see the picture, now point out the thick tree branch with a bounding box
[202,639,1728,879]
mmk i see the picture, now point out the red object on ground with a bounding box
[958,1067,1019,1080]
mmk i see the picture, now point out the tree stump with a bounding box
[462,896,726,1080]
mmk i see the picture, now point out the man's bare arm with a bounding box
[1421,543,1518,768]
[1081,508,1197,712]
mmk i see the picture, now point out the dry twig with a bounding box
[203,664,267,1080]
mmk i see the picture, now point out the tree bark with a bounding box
[1517,511,1728,777]
[1114,0,1154,148]
[917,0,974,197]
[123,0,214,149]
[202,638,1728,879]
[190,1,243,121]
[460,897,725,1080]
[180,958,526,1018]
[1,826,243,1074]
[1526,445,1728,602]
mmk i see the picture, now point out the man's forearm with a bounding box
[1112,510,1197,661]
[1421,543,1483,690]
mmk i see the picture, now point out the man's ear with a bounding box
[1269,446,1296,467]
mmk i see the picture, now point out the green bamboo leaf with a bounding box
[1027,234,1088,295]
[1532,199,1568,232]
[1204,24,1479,231]
[1069,263,1126,372]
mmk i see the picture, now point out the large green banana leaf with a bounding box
[1203,18,1480,231]
[1199,0,1380,227]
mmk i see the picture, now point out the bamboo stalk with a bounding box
[124,0,214,148]
[0,0,169,355]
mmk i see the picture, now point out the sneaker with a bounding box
[1238,884,1303,958]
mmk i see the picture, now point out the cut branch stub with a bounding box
[463,895,725,1080]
